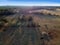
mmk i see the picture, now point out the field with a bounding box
[0,6,60,45]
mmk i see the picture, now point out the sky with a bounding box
[0,0,60,6]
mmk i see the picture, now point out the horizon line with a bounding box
[0,2,60,6]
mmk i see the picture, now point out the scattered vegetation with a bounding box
[0,7,60,45]
[0,8,15,17]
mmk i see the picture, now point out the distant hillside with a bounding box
[28,9,60,17]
